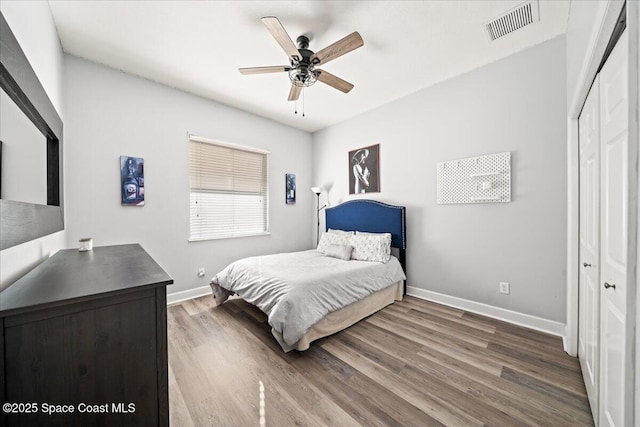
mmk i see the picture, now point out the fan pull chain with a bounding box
[292,88,305,117]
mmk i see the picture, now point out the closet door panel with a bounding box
[578,75,600,421]
[598,29,628,427]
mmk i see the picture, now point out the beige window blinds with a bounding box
[189,135,269,240]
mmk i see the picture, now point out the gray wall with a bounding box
[0,1,66,290]
[312,35,568,322]
[637,1,640,419]
[635,1,640,420]
[63,55,314,295]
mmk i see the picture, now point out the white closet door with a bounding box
[578,74,600,422]
[598,30,629,427]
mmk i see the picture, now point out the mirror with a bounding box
[0,87,48,204]
[0,12,64,250]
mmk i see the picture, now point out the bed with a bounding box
[210,199,407,352]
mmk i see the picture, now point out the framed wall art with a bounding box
[349,144,379,194]
[120,156,145,206]
[286,173,296,204]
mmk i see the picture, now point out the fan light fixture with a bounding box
[288,36,318,88]
[289,65,318,87]
[239,17,364,112]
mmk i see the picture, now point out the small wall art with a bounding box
[286,173,296,204]
[120,156,145,206]
[349,144,379,194]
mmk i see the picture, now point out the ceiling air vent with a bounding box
[485,1,540,42]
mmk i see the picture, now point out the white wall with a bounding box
[312,35,567,322]
[565,1,610,106]
[0,90,48,204]
[63,55,314,296]
[0,1,64,113]
[634,1,640,422]
[0,1,66,290]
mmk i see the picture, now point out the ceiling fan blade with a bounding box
[288,84,302,101]
[316,69,354,93]
[310,32,363,65]
[261,16,301,62]
[288,83,302,101]
[239,66,290,75]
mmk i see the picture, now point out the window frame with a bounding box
[188,134,270,242]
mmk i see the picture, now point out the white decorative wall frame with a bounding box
[437,152,511,204]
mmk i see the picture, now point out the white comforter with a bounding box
[210,250,406,350]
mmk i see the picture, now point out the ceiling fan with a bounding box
[239,16,364,102]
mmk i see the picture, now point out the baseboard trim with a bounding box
[167,284,211,305]
[167,285,566,339]
[406,287,566,339]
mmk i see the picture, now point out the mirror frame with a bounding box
[0,12,64,250]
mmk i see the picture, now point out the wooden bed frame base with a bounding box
[272,281,403,352]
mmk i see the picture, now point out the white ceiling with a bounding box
[48,1,570,133]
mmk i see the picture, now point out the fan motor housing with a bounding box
[296,35,310,50]
[294,35,314,65]
[296,49,313,63]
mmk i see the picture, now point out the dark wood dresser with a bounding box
[0,244,173,426]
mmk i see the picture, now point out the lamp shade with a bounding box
[311,186,323,194]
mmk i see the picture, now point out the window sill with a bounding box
[188,232,271,242]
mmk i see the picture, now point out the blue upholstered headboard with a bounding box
[325,199,407,294]
[325,199,406,249]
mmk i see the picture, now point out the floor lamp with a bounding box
[311,187,326,245]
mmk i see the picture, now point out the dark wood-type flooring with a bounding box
[168,295,593,426]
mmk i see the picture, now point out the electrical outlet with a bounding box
[198,268,205,277]
[499,281,510,294]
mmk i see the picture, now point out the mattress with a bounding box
[210,249,406,351]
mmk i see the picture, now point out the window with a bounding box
[189,135,269,240]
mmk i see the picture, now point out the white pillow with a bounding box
[350,232,392,263]
[324,244,353,261]
[328,228,355,236]
[317,232,351,254]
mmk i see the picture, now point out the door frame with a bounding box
[566,1,638,424]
